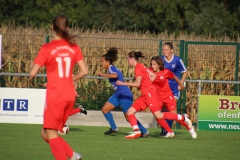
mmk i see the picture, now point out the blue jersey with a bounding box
[162,55,187,88]
[108,65,133,100]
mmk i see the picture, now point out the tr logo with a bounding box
[2,99,28,111]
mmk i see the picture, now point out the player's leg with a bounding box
[153,93,193,137]
[41,128,48,142]
[148,101,174,137]
[44,101,82,160]
[166,93,197,138]
[62,101,82,159]
[69,104,87,116]
[156,111,193,131]
[124,106,142,139]
[162,89,179,135]
[120,98,149,137]
[160,96,178,136]
[102,94,119,135]
[124,96,148,139]
[146,92,174,137]
[160,106,169,136]
[43,101,68,160]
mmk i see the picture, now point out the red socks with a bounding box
[59,137,74,158]
[157,118,172,133]
[176,120,190,130]
[69,108,81,116]
[128,114,138,128]
[49,137,67,160]
[163,112,179,120]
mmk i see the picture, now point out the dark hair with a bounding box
[164,42,173,49]
[150,56,164,71]
[102,47,118,64]
[128,51,145,61]
[52,14,76,45]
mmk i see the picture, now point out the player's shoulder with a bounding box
[109,65,118,71]
[109,65,120,74]
[173,54,181,59]
[165,68,174,74]
[148,67,153,72]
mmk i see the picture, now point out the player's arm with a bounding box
[148,71,157,82]
[116,76,141,87]
[73,78,80,97]
[173,75,185,90]
[178,58,188,85]
[73,60,88,81]
[98,72,117,78]
[181,71,188,85]
[29,62,41,78]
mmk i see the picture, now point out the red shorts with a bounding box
[43,100,75,130]
[132,90,160,113]
[157,94,176,111]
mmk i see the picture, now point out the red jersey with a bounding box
[34,39,84,101]
[135,63,156,95]
[150,68,174,98]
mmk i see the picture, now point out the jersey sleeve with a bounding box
[166,69,174,79]
[75,46,84,62]
[135,65,142,78]
[34,45,47,66]
[109,66,118,75]
[177,58,187,73]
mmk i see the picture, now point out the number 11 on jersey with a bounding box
[56,57,71,78]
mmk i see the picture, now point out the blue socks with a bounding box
[104,112,117,130]
[162,119,173,132]
[137,120,147,134]
[104,112,148,134]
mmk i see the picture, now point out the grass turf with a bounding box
[0,123,239,160]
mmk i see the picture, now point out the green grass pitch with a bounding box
[0,123,239,160]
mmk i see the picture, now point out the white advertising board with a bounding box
[0,88,46,124]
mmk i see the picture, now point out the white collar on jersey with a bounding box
[164,54,175,63]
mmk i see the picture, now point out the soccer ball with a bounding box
[58,125,70,135]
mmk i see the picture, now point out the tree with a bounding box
[185,1,233,38]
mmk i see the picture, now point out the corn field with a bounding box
[0,24,240,123]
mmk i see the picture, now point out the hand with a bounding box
[116,80,124,85]
[178,85,185,91]
[98,72,103,76]
[75,91,80,97]
[43,83,47,87]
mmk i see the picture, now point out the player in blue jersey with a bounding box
[98,47,149,137]
[160,42,188,136]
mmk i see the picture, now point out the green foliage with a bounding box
[0,71,6,87]
[75,79,119,111]
[186,1,231,37]
[0,0,240,38]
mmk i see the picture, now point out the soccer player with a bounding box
[29,14,88,160]
[43,82,88,116]
[160,42,188,136]
[44,79,87,134]
[150,56,197,138]
[116,51,192,139]
[98,47,149,137]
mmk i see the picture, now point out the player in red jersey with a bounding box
[29,14,88,160]
[43,82,88,118]
[150,56,197,138]
[116,51,192,139]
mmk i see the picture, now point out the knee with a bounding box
[124,115,129,122]
[41,130,48,143]
[126,111,132,116]
[101,108,109,114]
[170,110,177,114]
[154,112,163,119]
